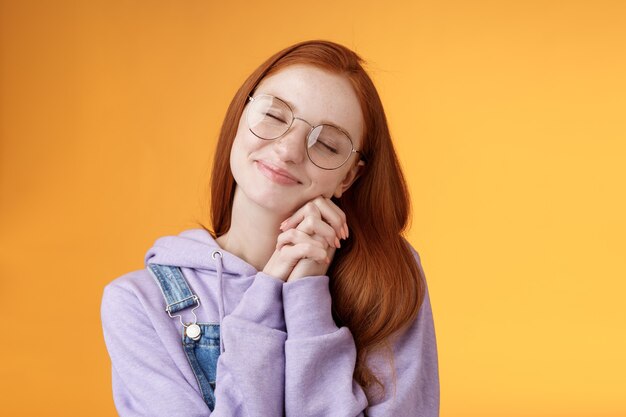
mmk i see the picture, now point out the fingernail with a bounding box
[326,257,331,264]
[335,237,341,248]
[345,224,349,239]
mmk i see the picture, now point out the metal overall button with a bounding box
[185,323,202,340]
[166,294,203,341]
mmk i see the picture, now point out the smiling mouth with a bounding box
[255,161,301,185]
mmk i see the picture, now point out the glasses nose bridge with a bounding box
[282,116,314,144]
[289,116,315,142]
[292,116,314,130]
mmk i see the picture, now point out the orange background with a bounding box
[1,1,625,416]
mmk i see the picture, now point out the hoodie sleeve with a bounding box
[101,272,287,417]
[281,248,440,417]
[211,272,287,416]
[101,282,211,417]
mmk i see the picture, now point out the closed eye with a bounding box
[267,113,287,123]
[320,141,338,154]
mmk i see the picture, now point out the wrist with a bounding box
[286,258,329,282]
[262,250,290,282]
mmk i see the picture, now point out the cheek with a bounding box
[232,115,258,152]
[231,130,261,162]
[229,132,252,181]
[229,131,273,186]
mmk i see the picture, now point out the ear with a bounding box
[333,159,366,198]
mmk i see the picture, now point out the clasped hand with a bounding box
[262,196,349,283]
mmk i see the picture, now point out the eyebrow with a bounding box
[266,93,351,135]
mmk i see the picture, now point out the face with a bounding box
[229,64,365,215]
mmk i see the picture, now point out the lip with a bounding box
[255,160,302,185]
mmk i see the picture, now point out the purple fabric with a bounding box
[101,228,439,416]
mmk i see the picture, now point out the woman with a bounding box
[101,39,439,417]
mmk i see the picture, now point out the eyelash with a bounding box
[268,113,287,123]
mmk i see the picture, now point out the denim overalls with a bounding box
[147,260,222,411]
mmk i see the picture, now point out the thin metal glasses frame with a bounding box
[246,94,361,170]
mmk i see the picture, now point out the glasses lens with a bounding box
[306,125,353,169]
[247,95,292,140]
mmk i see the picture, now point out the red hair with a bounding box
[201,40,424,399]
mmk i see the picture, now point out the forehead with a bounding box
[254,65,364,147]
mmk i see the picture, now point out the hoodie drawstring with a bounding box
[212,250,226,354]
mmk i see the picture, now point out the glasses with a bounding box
[246,94,362,170]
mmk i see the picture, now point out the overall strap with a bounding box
[147,264,198,314]
[147,264,202,341]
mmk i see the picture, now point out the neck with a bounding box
[215,187,286,271]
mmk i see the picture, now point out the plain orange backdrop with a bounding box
[1,1,625,416]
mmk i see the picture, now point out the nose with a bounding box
[273,119,309,164]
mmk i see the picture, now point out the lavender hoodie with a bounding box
[100,228,439,416]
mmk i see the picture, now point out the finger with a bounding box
[296,230,328,248]
[280,242,330,265]
[296,216,340,249]
[280,201,321,231]
[306,196,348,240]
[276,229,326,251]
[310,233,327,247]
[282,197,348,240]
[306,196,347,241]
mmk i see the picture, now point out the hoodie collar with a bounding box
[144,228,258,277]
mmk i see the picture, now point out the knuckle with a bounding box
[298,217,315,231]
[312,196,325,206]
[307,201,321,214]
[305,243,323,257]
[280,229,298,242]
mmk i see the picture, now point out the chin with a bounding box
[239,184,301,216]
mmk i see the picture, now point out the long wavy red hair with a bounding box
[200,40,424,398]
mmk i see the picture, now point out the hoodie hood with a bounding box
[144,228,258,278]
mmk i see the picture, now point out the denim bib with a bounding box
[147,263,220,411]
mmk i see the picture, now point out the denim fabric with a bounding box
[183,323,220,410]
[148,263,221,411]
[148,264,198,313]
